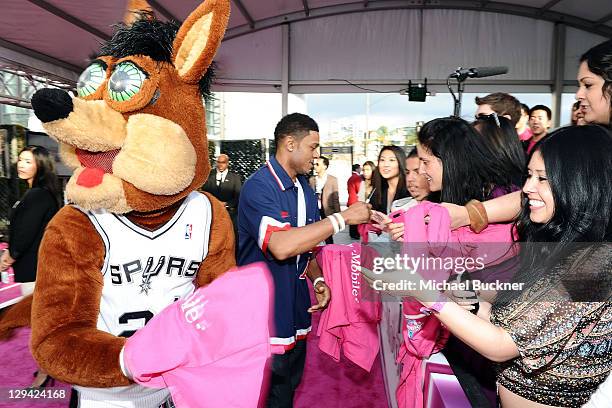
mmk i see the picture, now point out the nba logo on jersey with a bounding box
[185,224,193,239]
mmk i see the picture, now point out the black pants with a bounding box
[266,340,307,408]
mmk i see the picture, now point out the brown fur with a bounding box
[0,0,234,389]
[28,199,234,386]
[0,295,32,340]
[173,0,229,83]
[43,99,126,151]
[113,114,196,195]
[121,65,212,212]
[58,143,81,169]
[65,168,132,213]
[124,0,154,26]
[197,192,236,286]
[30,207,127,386]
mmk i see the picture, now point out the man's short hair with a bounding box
[407,147,418,159]
[474,93,522,126]
[529,104,552,120]
[520,103,530,114]
[319,156,329,169]
[352,163,361,172]
[274,113,319,145]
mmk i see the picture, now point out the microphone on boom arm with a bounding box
[449,66,508,81]
[447,66,509,117]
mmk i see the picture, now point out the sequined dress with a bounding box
[490,245,612,407]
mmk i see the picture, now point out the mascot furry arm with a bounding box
[8,0,234,388]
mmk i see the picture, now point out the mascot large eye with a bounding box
[108,62,147,102]
[76,63,106,97]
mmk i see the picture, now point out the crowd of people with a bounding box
[232,38,612,408]
[1,33,610,408]
[89,36,610,407]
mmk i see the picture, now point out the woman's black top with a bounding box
[372,182,410,214]
[8,187,59,282]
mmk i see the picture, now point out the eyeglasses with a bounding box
[476,112,501,128]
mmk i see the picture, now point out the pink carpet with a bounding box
[295,288,388,408]
[0,327,71,408]
[0,308,389,408]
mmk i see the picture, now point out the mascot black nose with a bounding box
[31,88,74,123]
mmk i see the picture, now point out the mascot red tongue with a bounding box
[77,167,106,187]
[76,149,121,187]
[0,0,237,405]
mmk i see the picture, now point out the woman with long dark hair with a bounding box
[386,117,519,241]
[357,160,376,203]
[386,117,522,405]
[444,39,612,232]
[373,125,612,407]
[0,145,60,388]
[492,125,612,407]
[370,145,409,213]
[416,117,515,205]
[577,39,612,126]
[473,114,526,192]
[359,146,409,242]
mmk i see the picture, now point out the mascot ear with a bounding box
[124,0,154,26]
[172,0,230,83]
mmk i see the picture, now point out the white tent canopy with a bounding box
[219,10,607,91]
[1,0,611,120]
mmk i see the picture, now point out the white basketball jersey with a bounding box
[73,191,212,408]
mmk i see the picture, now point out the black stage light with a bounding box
[408,79,427,102]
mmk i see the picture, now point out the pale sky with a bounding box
[26,91,575,143]
[219,91,575,142]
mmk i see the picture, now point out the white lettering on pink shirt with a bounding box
[181,291,210,331]
[351,249,361,303]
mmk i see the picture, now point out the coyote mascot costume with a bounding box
[0,0,254,406]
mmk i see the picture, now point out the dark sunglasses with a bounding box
[476,112,501,128]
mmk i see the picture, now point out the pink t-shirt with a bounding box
[124,263,273,408]
[316,243,381,372]
[395,201,516,408]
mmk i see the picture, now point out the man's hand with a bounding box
[0,250,14,272]
[341,202,371,225]
[370,210,389,224]
[308,281,331,313]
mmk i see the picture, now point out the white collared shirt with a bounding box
[216,169,229,185]
[314,173,327,209]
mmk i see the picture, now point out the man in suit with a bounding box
[203,153,242,234]
[346,163,362,239]
[309,156,340,244]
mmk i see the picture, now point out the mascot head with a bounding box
[30,0,230,214]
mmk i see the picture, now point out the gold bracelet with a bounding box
[465,199,488,233]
